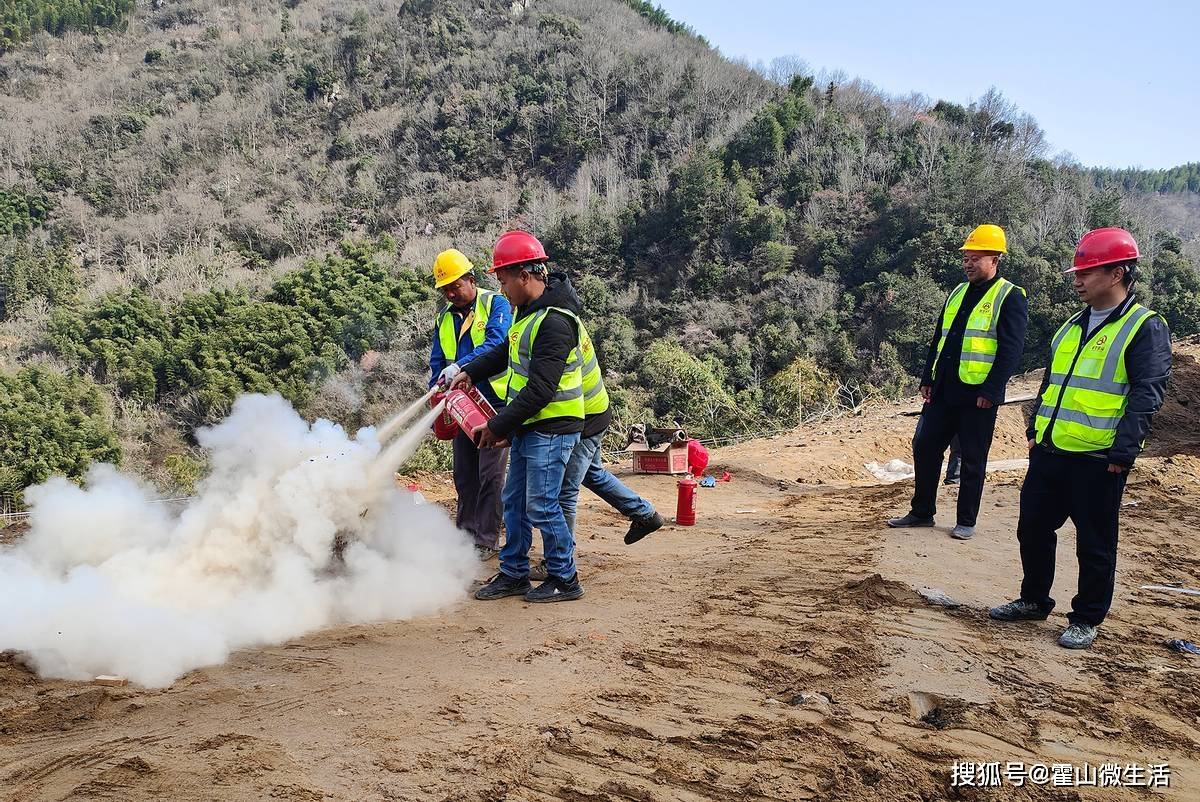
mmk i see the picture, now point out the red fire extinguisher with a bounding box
[445,387,498,444]
[429,386,498,443]
[445,389,487,436]
[429,391,458,440]
[676,477,698,526]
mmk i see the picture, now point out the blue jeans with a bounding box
[500,431,580,580]
[560,431,655,535]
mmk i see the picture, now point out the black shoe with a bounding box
[524,574,585,603]
[625,511,665,545]
[528,559,549,582]
[943,476,960,485]
[886,513,935,528]
[474,572,531,601]
[988,599,1052,621]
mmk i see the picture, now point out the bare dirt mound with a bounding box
[1145,350,1200,457]
[836,573,925,610]
[715,397,1031,488]
[0,654,111,740]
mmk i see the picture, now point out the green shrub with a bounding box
[49,288,172,400]
[0,241,78,320]
[637,341,742,437]
[266,241,427,359]
[0,185,53,236]
[0,0,134,54]
[164,452,206,494]
[0,366,120,507]
[399,438,453,474]
[49,240,421,423]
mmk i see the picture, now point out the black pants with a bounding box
[945,435,962,482]
[1017,447,1127,626]
[909,399,998,527]
[452,429,508,548]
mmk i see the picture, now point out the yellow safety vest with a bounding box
[931,278,1024,385]
[505,306,585,424]
[576,322,609,416]
[1033,303,1158,453]
[437,289,507,399]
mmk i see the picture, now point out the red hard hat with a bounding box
[1066,227,1139,273]
[491,230,548,272]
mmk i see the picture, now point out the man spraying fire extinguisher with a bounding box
[450,231,589,603]
[428,248,512,562]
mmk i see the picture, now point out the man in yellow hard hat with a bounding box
[428,248,513,561]
[889,224,1028,540]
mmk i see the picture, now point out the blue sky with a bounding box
[654,0,1198,169]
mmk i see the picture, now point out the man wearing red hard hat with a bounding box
[451,231,590,602]
[990,227,1172,649]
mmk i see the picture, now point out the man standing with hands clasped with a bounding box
[888,224,1028,540]
[990,228,1171,649]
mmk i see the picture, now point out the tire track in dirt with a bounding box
[873,465,1200,798]
[483,484,964,802]
[2,423,1197,800]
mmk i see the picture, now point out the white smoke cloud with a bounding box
[0,393,475,688]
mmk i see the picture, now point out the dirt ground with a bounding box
[2,363,1199,801]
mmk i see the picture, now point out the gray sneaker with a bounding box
[1058,623,1098,649]
[989,599,1052,621]
[528,559,549,582]
[474,545,499,562]
[950,524,975,540]
[887,513,935,528]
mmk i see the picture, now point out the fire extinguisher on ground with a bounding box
[676,477,698,526]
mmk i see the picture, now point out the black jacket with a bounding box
[922,275,1029,406]
[462,273,587,439]
[1027,293,1172,468]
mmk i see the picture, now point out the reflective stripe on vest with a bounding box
[576,321,610,416]
[930,278,1024,385]
[1033,303,1157,453]
[437,290,507,399]
[505,306,585,424]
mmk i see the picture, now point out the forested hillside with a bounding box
[1,0,1198,505]
[0,0,133,53]
[1093,162,1200,194]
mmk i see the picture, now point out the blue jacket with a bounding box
[429,290,512,408]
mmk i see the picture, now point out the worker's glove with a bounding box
[436,364,461,389]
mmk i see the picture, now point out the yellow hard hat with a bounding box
[960,224,1007,254]
[433,248,474,288]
